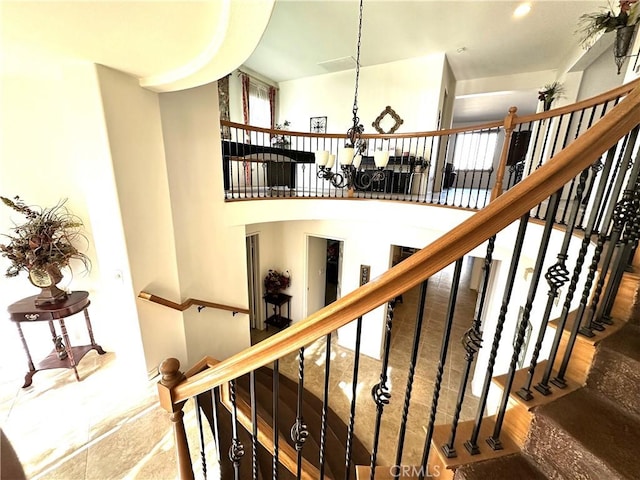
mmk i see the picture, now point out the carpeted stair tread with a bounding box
[587,323,640,417]
[597,323,640,362]
[454,453,547,480]
[525,387,640,479]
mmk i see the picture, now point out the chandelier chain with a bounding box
[352,0,363,123]
[346,0,365,150]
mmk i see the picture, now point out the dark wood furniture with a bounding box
[222,141,315,190]
[263,292,292,330]
[358,155,426,193]
[8,291,106,388]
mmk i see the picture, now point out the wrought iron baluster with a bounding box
[320,334,332,480]
[579,127,639,335]
[532,122,554,219]
[582,186,639,335]
[419,259,463,480]
[578,159,604,230]
[518,169,589,399]
[536,148,616,394]
[394,279,429,474]
[599,182,640,322]
[553,128,637,386]
[228,379,245,480]
[250,371,258,480]
[465,215,529,455]
[291,347,309,480]
[442,237,494,458]
[369,299,396,480]
[194,395,208,479]
[272,360,280,480]
[345,264,370,480]
[211,387,223,475]
[488,192,560,449]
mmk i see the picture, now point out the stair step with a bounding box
[588,323,640,417]
[524,387,640,479]
[453,453,546,480]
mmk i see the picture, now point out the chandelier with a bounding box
[315,0,390,191]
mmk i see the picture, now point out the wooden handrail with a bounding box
[162,83,640,405]
[138,292,250,315]
[220,78,640,142]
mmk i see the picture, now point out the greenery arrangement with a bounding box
[0,196,90,278]
[264,269,291,294]
[538,81,565,111]
[577,0,639,48]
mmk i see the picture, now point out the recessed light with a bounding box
[514,3,531,18]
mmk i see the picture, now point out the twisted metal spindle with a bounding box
[272,360,280,480]
[369,299,396,480]
[488,193,560,449]
[228,380,245,480]
[579,128,639,336]
[194,395,208,479]
[553,129,637,386]
[345,264,371,480]
[465,215,529,455]
[320,333,332,480]
[249,372,258,480]
[344,320,362,480]
[599,183,640,322]
[536,150,615,394]
[394,279,429,473]
[291,347,309,479]
[442,237,494,457]
[419,259,463,480]
[518,169,589,399]
[583,186,639,333]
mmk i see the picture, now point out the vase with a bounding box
[28,265,68,306]
[614,24,637,75]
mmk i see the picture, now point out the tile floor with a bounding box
[1,259,479,479]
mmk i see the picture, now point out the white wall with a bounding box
[0,62,151,388]
[160,84,251,365]
[577,47,625,101]
[276,54,446,135]
[95,65,188,373]
[241,201,479,360]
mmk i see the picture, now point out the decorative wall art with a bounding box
[372,106,404,134]
[310,116,327,133]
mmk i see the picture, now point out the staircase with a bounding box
[215,366,370,480]
[153,80,640,480]
[453,268,640,479]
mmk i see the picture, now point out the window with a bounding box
[249,82,271,128]
[452,131,498,170]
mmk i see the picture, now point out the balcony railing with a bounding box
[156,79,640,479]
[221,80,637,224]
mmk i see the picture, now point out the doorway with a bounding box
[306,236,343,317]
[246,233,261,329]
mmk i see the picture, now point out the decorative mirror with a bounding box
[372,106,404,134]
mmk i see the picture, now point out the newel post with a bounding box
[158,358,194,480]
[491,106,518,201]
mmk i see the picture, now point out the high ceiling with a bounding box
[243,0,606,123]
[1,1,610,122]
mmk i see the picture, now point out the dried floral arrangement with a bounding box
[0,196,90,278]
[577,0,639,47]
[264,269,291,294]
